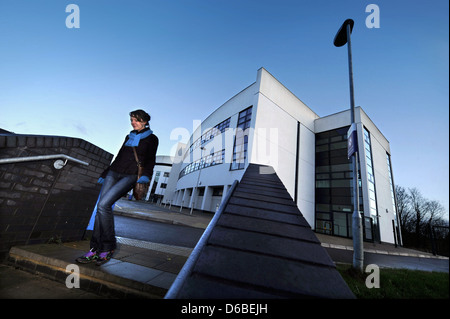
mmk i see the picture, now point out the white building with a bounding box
[145,155,172,203]
[163,68,401,245]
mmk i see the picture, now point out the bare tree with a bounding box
[395,185,412,232]
[395,185,448,255]
[424,200,445,226]
[408,188,426,246]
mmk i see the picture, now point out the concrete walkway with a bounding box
[316,233,448,260]
[112,198,212,229]
[113,198,448,261]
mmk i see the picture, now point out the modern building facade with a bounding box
[162,68,401,245]
[144,155,172,203]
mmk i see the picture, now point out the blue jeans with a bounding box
[90,171,137,252]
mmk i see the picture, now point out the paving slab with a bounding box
[7,238,192,299]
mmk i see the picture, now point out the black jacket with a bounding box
[101,128,159,179]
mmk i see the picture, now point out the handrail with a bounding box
[164,179,239,299]
[0,154,89,166]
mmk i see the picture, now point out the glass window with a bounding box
[330,141,347,150]
[178,149,226,179]
[315,126,364,239]
[188,117,231,155]
[316,180,330,188]
[212,186,223,196]
[316,173,330,180]
[333,212,348,237]
[386,153,397,224]
[230,106,252,170]
[316,144,328,153]
[363,127,379,240]
[316,220,332,235]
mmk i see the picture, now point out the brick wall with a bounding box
[0,133,113,256]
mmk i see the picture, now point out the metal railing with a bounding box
[0,154,89,168]
[164,179,239,299]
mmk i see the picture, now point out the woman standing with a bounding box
[76,109,158,265]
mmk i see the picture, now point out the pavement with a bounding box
[1,198,448,299]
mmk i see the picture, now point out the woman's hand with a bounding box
[137,175,150,184]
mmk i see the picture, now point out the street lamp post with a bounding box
[334,19,364,272]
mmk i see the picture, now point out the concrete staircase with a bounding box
[166,164,355,298]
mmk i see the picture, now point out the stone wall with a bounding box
[0,133,113,256]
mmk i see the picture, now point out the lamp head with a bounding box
[334,19,354,47]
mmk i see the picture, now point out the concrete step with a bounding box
[7,238,191,299]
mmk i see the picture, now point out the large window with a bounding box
[179,149,225,178]
[363,128,379,241]
[386,153,397,221]
[188,117,231,154]
[179,117,231,179]
[230,106,252,170]
[315,127,365,239]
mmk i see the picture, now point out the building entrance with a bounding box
[315,211,374,242]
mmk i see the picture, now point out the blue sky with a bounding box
[0,0,448,214]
